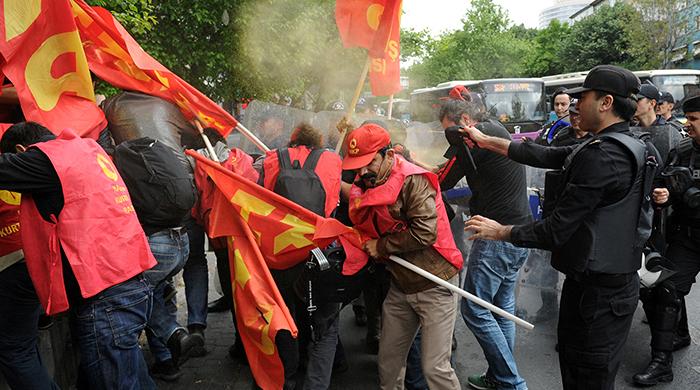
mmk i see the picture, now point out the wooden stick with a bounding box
[386,94,394,118]
[235,122,270,153]
[193,119,219,163]
[388,255,535,330]
[335,57,372,153]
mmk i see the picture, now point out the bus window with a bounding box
[650,75,700,103]
[481,81,547,130]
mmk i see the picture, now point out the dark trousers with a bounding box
[0,261,59,390]
[271,264,305,390]
[558,274,639,390]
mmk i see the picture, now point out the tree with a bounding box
[406,0,531,87]
[631,0,691,68]
[87,0,156,35]
[559,3,652,72]
[523,20,571,77]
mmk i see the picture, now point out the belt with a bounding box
[568,271,636,288]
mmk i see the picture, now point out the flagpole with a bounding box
[388,255,535,330]
[386,94,394,119]
[236,122,270,153]
[193,119,220,163]
[335,56,371,153]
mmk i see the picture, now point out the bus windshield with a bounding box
[650,75,700,102]
[481,81,547,124]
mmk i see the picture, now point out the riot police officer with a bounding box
[633,94,700,386]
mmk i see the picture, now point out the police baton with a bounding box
[388,255,535,330]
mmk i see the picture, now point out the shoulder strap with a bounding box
[277,148,292,169]
[599,132,646,169]
[302,148,323,171]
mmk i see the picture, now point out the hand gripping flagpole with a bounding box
[193,118,220,163]
[388,255,535,330]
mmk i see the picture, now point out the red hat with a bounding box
[341,124,391,170]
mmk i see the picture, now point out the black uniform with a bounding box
[634,138,700,383]
[507,122,646,389]
[550,126,592,147]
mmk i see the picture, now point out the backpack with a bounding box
[273,148,327,216]
[113,137,196,229]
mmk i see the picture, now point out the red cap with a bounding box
[341,124,391,170]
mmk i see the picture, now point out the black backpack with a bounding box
[113,137,196,229]
[272,148,327,216]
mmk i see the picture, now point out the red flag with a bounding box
[70,0,237,136]
[188,150,367,389]
[186,150,368,274]
[368,0,402,96]
[335,0,401,58]
[0,0,106,138]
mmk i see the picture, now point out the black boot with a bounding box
[633,351,674,386]
[167,328,198,366]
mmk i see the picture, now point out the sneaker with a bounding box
[467,373,497,390]
[187,324,207,357]
[151,359,182,382]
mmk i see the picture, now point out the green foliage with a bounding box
[86,0,155,35]
[406,0,531,87]
[560,3,653,71]
[400,28,435,62]
[523,20,571,77]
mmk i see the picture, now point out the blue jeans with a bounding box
[462,239,529,390]
[183,219,208,327]
[73,275,155,390]
[144,228,189,363]
[0,261,59,390]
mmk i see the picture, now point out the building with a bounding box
[539,0,589,28]
[570,0,619,22]
[672,1,700,69]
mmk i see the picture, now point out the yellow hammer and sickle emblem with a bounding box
[0,191,21,206]
[96,154,118,181]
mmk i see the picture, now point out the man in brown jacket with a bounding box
[342,124,463,390]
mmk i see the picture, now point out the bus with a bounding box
[543,69,700,104]
[410,78,548,133]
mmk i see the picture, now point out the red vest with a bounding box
[20,129,156,315]
[262,146,342,218]
[348,156,463,270]
[0,191,22,261]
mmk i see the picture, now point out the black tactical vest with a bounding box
[667,139,700,225]
[549,133,648,275]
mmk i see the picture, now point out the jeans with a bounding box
[144,228,189,363]
[183,219,208,327]
[462,239,529,390]
[73,275,155,390]
[0,261,59,390]
[303,302,342,390]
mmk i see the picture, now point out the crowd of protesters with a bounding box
[0,62,699,390]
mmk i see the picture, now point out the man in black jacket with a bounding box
[463,65,648,389]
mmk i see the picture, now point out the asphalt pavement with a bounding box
[157,252,700,390]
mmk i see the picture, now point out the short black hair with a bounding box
[593,90,636,121]
[552,88,571,110]
[0,122,54,153]
[439,99,487,124]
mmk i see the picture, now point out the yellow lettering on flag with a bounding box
[273,214,315,254]
[4,0,41,41]
[231,191,275,222]
[0,191,21,206]
[25,32,96,111]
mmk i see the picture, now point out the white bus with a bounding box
[410,78,548,133]
[543,69,700,104]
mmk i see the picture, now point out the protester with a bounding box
[0,122,157,389]
[633,94,700,386]
[182,215,209,358]
[438,99,531,390]
[0,189,59,389]
[105,130,199,382]
[342,123,462,390]
[258,123,343,389]
[462,65,650,389]
[189,128,259,363]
